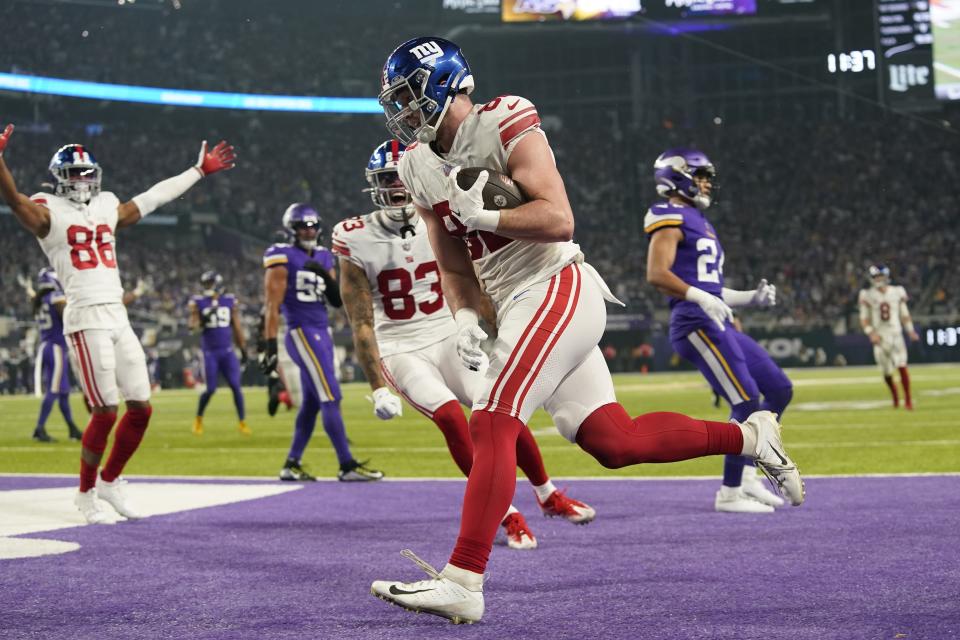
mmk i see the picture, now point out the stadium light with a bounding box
[0,73,382,114]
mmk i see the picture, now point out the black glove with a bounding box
[258,338,278,375]
[200,306,217,324]
[239,350,250,371]
[304,261,342,308]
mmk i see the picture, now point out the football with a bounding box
[456,167,528,210]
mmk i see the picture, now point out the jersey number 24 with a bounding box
[696,238,725,284]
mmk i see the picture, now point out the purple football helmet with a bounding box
[379,37,475,145]
[36,267,61,294]
[200,270,225,294]
[654,148,716,210]
[282,203,323,251]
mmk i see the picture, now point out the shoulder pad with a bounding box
[263,243,290,268]
[643,206,685,235]
[482,95,540,149]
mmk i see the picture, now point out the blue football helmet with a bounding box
[868,264,891,286]
[49,144,102,204]
[654,148,716,210]
[364,139,412,211]
[379,37,475,145]
[200,270,224,294]
[282,203,323,251]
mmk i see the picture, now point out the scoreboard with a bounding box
[875,0,936,108]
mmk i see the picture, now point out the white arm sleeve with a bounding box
[721,288,755,308]
[131,166,203,217]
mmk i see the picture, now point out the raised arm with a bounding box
[117,140,236,229]
[0,125,52,237]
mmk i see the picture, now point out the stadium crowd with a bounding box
[1,109,958,337]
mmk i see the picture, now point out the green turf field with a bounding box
[2,363,958,478]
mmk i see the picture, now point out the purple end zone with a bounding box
[1,476,958,640]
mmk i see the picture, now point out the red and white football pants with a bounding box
[67,324,151,408]
[473,262,616,440]
[381,332,477,418]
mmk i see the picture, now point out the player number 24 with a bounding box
[67,224,117,271]
[696,238,725,284]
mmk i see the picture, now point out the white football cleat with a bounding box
[74,489,110,525]
[97,476,143,519]
[744,411,805,506]
[741,465,785,507]
[501,512,538,550]
[370,550,484,624]
[714,486,774,513]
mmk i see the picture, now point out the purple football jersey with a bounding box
[191,293,236,351]
[37,287,66,345]
[262,243,335,329]
[643,201,726,338]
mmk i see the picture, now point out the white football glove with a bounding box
[686,286,734,331]
[447,167,500,233]
[371,386,403,420]
[751,279,776,307]
[455,308,489,371]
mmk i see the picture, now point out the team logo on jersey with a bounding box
[409,40,444,64]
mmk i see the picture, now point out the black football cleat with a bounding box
[32,428,56,443]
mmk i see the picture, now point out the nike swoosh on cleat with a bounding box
[388,585,436,596]
[769,445,788,466]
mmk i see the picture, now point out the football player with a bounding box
[335,140,596,549]
[188,270,250,436]
[0,124,235,523]
[261,204,382,482]
[858,265,919,408]
[20,267,83,443]
[369,37,804,623]
[644,149,793,514]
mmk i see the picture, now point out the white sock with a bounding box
[441,563,484,592]
[737,420,758,456]
[532,480,557,503]
[718,485,741,498]
[741,464,758,482]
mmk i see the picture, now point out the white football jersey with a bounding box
[331,211,457,358]
[33,191,126,332]
[858,285,909,334]
[398,95,581,311]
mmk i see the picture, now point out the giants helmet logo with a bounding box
[408,41,443,64]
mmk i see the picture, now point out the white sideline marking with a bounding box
[0,482,301,560]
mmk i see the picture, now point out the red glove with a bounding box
[0,124,14,157]
[194,139,236,176]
